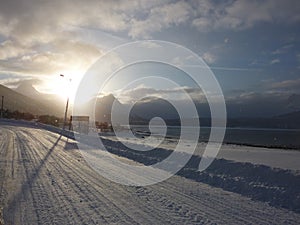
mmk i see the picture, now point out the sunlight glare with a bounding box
[53,70,84,103]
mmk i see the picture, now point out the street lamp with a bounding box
[60,74,72,130]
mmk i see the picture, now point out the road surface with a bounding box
[0,122,300,224]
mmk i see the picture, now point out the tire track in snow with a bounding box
[29,128,300,224]
[14,129,98,225]
[1,124,300,224]
[24,128,164,224]
[13,127,147,224]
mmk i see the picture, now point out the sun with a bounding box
[48,71,84,103]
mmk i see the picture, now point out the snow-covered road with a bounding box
[1,122,300,224]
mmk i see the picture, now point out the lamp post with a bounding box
[60,74,72,130]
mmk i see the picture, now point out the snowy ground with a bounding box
[1,120,300,224]
[105,133,300,171]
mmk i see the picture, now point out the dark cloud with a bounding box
[4,78,41,87]
[270,78,300,91]
[225,91,300,117]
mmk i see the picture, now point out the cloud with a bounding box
[0,40,33,60]
[270,78,300,91]
[192,0,300,32]
[0,0,186,42]
[129,1,192,38]
[0,0,299,97]
[192,17,212,31]
[0,0,132,45]
[1,0,299,45]
[270,58,280,65]
[0,1,187,80]
[0,39,101,79]
[111,85,206,103]
[272,44,294,55]
[0,76,28,89]
[202,52,216,64]
[4,78,41,86]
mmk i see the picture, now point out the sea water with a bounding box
[130,125,300,149]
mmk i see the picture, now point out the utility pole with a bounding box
[63,95,69,130]
[60,74,72,131]
[1,96,3,118]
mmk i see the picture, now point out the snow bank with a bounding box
[100,137,300,213]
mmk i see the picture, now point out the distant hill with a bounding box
[94,94,123,123]
[287,94,300,111]
[70,92,300,128]
[14,82,65,115]
[131,97,180,120]
[272,111,300,128]
[88,95,300,129]
[0,84,61,116]
[275,110,300,120]
[15,81,41,97]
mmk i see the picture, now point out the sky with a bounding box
[0,0,300,117]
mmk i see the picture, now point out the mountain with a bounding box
[76,94,123,123]
[121,96,300,129]
[15,82,41,97]
[287,94,300,111]
[14,82,65,115]
[131,97,180,120]
[0,84,61,116]
[94,94,122,123]
[63,93,300,128]
[275,110,300,120]
[272,111,300,128]
[93,95,195,125]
